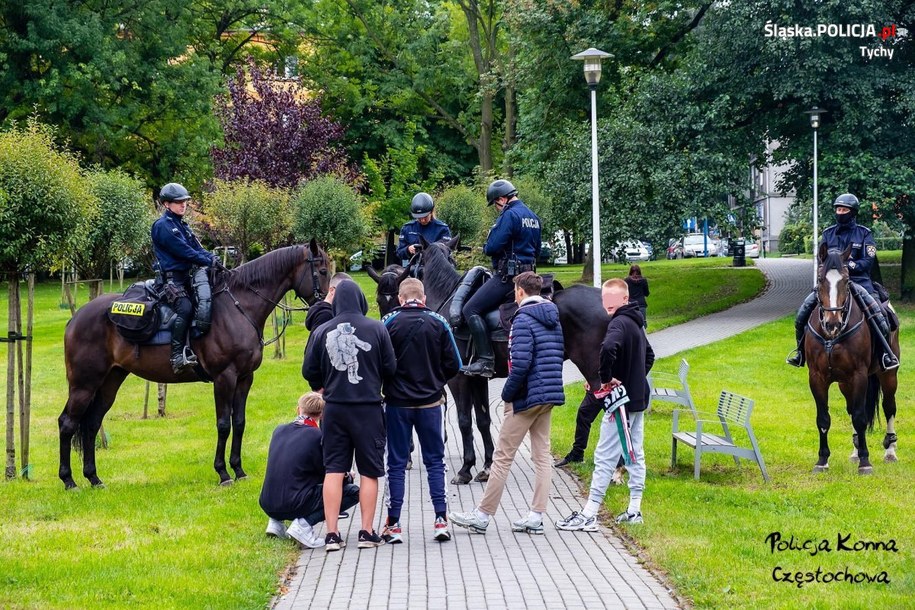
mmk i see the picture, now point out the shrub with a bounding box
[292,176,368,267]
[202,179,292,263]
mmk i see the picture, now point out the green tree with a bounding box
[292,176,368,269]
[436,184,488,245]
[201,180,293,264]
[73,169,154,297]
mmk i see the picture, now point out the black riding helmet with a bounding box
[160,183,192,203]
[486,179,517,206]
[833,193,860,214]
[411,192,435,219]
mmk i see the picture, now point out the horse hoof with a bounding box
[235,475,248,482]
[65,483,79,491]
[474,468,490,483]
[812,464,829,473]
[884,453,898,463]
[219,478,234,487]
[849,454,859,463]
[858,466,873,475]
[451,472,472,485]
[92,482,106,489]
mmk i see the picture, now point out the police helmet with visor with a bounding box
[486,179,517,206]
[411,192,435,219]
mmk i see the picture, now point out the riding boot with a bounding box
[170,313,198,374]
[851,284,899,371]
[786,290,817,367]
[461,314,495,378]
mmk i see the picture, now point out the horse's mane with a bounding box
[228,245,302,290]
[422,242,462,296]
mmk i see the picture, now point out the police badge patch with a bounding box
[867,245,877,257]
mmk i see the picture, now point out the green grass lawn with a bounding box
[0,257,765,608]
[552,304,915,609]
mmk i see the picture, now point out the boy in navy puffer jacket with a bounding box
[451,272,565,535]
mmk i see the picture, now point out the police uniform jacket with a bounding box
[820,219,877,294]
[396,219,452,261]
[151,209,215,275]
[483,199,542,268]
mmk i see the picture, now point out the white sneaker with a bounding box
[449,511,489,534]
[265,518,288,539]
[287,518,324,548]
[511,515,544,535]
[555,511,598,532]
[433,516,452,542]
[615,510,643,524]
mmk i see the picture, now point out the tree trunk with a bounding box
[6,277,17,479]
[479,90,494,174]
[385,229,397,267]
[158,384,167,417]
[17,274,33,479]
[143,382,151,419]
[563,230,573,265]
[581,249,594,285]
[901,230,915,302]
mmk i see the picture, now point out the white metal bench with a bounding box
[647,358,695,416]
[671,390,770,482]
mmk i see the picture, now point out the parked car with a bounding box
[641,241,654,260]
[612,240,651,263]
[681,233,718,257]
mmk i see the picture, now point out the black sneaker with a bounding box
[358,529,385,548]
[325,531,345,552]
[554,455,582,468]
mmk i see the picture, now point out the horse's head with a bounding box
[366,264,411,316]
[418,235,461,269]
[294,239,330,305]
[816,242,852,338]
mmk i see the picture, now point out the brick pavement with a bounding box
[273,258,811,610]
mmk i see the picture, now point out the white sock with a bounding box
[628,496,642,515]
[527,511,542,523]
[583,500,601,518]
[474,508,491,523]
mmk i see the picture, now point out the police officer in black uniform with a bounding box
[396,192,452,270]
[786,193,899,371]
[151,183,220,373]
[461,179,542,377]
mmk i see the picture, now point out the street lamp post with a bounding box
[572,47,611,287]
[804,106,826,284]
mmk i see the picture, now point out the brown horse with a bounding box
[805,243,899,475]
[59,241,330,489]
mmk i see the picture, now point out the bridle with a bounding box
[808,262,865,366]
[295,251,327,304]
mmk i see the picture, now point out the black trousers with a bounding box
[567,393,603,461]
[462,274,513,319]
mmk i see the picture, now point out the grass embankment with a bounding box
[553,254,914,609]
[0,258,759,608]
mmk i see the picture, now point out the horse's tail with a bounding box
[865,374,881,431]
[70,399,98,456]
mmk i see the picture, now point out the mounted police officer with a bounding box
[396,192,452,273]
[461,179,542,377]
[787,193,899,371]
[151,183,220,374]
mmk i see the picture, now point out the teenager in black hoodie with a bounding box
[302,280,397,550]
[556,278,654,532]
[304,272,352,331]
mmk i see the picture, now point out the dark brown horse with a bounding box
[399,237,608,484]
[805,243,899,475]
[59,241,330,489]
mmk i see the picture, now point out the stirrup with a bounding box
[171,347,198,373]
[881,354,900,371]
[785,349,804,368]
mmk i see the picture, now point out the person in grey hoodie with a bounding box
[302,280,397,550]
[450,272,565,535]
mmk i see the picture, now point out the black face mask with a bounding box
[835,212,854,225]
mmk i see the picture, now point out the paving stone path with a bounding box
[274,258,811,610]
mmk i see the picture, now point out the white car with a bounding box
[613,240,651,262]
[682,234,718,257]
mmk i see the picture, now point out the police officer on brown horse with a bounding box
[151,183,222,373]
[787,193,899,371]
[461,180,542,377]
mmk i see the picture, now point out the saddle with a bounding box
[109,270,213,345]
[447,267,561,343]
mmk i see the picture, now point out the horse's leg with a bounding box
[80,369,129,487]
[212,375,235,486]
[881,370,898,462]
[58,387,95,490]
[845,379,873,474]
[448,377,474,485]
[472,377,493,482]
[810,377,831,472]
[228,373,253,480]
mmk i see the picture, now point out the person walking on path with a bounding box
[381,278,462,544]
[259,392,360,548]
[556,278,655,530]
[450,272,565,535]
[624,264,649,328]
[302,280,397,551]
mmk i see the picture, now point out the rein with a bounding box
[215,252,324,347]
[809,293,865,370]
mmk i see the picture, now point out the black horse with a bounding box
[366,264,411,314]
[804,243,899,474]
[59,241,330,489]
[379,237,608,484]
